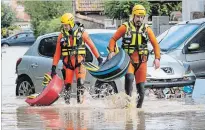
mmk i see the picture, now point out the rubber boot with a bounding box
[77,78,85,104]
[136,83,145,108]
[125,73,134,97]
[64,84,71,104]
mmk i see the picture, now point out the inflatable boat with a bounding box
[83,49,130,81]
[25,74,64,106]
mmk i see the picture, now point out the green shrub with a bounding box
[36,18,61,36]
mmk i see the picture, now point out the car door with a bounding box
[29,36,64,92]
[184,26,205,77]
[25,33,36,45]
[6,35,16,45]
[14,33,28,45]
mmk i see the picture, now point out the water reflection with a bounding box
[125,110,145,130]
[13,79,205,130]
[17,107,148,130]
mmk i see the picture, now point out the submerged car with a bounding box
[1,31,36,47]
[15,29,196,98]
[157,18,205,78]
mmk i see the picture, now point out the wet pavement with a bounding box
[1,47,205,130]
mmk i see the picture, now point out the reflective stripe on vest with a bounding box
[61,27,86,56]
[122,22,149,56]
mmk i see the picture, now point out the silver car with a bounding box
[157,18,205,78]
[15,29,196,97]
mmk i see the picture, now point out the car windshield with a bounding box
[158,24,200,51]
[90,33,122,57]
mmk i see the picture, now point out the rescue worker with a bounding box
[51,13,103,104]
[108,4,161,108]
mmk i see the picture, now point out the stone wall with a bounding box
[75,14,104,29]
[75,17,104,29]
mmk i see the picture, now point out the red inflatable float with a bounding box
[25,73,64,106]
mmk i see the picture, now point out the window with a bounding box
[10,35,16,40]
[27,33,35,38]
[17,33,27,39]
[185,28,205,53]
[158,24,200,52]
[38,36,58,57]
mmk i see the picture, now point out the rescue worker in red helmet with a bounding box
[51,13,103,104]
[108,5,161,108]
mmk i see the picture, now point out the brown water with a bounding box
[2,97,205,130]
[2,47,205,130]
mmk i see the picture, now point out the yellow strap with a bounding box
[83,62,99,71]
[138,23,145,33]
[73,29,78,46]
[62,52,68,56]
[123,22,129,33]
[44,74,52,80]
[62,49,67,51]
[129,22,137,47]
[114,43,119,54]
[87,62,99,69]
[27,93,39,99]
[68,38,71,46]
[139,49,148,55]
[138,34,142,46]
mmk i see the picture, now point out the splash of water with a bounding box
[55,89,205,113]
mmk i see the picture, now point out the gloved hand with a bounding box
[51,65,57,78]
[97,56,103,66]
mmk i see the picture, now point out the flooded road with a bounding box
[2,47,205,130]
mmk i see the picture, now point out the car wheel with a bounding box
[16,77,35,96]
[94,80,118,98]
[2,43,9,47]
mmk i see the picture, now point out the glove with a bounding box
[97,57,103,66]
[51,65,57,78]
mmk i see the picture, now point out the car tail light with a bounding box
[16,58,22,74]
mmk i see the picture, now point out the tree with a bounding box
[1,2,16,28]
[20,1,72,36]
[104,0,150,20]
[37,18,61,36]
[149,2,182,19]
[104,0,182,21]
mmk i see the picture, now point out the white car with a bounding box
[15,29,196,97]
[156,18,205,78]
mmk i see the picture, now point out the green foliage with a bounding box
[20,1,72,36]
[104,0,182,20]
[7,25,20,30]
[150,2,182,16]
[37,18,61,36]
[1,2,16,28]
[104,0,150,20]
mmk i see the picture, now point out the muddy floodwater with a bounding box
[2,47,205,130]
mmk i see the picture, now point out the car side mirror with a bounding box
[188,43,200,51]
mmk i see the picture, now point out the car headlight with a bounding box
[183,63,191,74]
